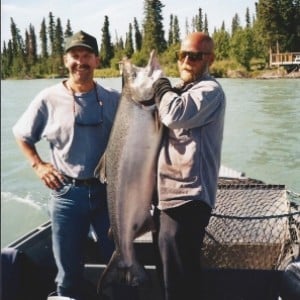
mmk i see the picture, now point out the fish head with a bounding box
[122,50,164,103]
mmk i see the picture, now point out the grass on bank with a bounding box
[6,58,294,79]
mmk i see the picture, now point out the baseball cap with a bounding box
[64,30,99,56]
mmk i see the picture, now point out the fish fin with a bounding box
[94,153,107,183]
[108,227,113,240]
[135,213,156,238]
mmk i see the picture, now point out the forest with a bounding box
[1,0,299,79]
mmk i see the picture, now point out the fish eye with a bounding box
[128,71,137,81]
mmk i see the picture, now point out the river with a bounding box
[1,77,300,247]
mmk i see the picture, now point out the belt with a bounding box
[64,175,100,186]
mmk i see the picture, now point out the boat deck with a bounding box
[2,166,299,299]
[4,220,284,300]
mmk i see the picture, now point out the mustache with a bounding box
[181,65,193,72]
[72,64,90,70]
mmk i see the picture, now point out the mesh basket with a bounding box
[202,181,300,270]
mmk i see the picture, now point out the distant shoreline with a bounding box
[2,68,300,80]
[255,70,300,79]
[222,68,300,79]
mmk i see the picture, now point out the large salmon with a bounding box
[95,50,163,291]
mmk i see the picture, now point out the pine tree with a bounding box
[204,14,209,34]
[9,18,27,77]
[278,0,300,51]
[40,18,48,59]
[64,19,73,38]
[231,13,241,36]
[100,15,114,67]
[196,8,203,32]
[255,0,300,52]
[168,14,174,46]
[142,0,167,54]
[48,12,55,56]
[124,23,134,58]
[48,18,64,76]
[1,42,11,78]
[246,7,251,28]
[26,24,37,65]
[173,16,180,44]
[185,18,190,36]
[133,18,142,51]
[54,18,64,56]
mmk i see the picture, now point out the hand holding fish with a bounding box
[153,77,173,101]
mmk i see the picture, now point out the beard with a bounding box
[180,68,196,84]
[179,63,209,84]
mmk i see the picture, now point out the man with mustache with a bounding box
[152,32,226,300]
[13,31,120,299]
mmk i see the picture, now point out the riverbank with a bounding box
[3,66,300,80]
[223,68,300,79]
[256,69,300,79]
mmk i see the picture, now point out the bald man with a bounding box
[152,32,226,300]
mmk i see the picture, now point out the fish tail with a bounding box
[97,251,150,295]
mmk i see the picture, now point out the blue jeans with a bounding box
[49,182,114,299]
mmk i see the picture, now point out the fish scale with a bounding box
[95,50,163,292]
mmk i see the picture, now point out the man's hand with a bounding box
[153,77,173,101]
[33,162,64,190]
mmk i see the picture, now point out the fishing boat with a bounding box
[2,166,300,300]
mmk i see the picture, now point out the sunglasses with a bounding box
[176,51,211,62]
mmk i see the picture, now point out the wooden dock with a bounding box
[270,52,300,67]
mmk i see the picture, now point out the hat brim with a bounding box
[65,44,97,54]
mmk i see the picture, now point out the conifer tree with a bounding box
[185,18,190,36]
[173,16,180,43]
[204,14,209,34]
[48,12,55,55]
[196,8,203,32]
[9,18,27,76]
[246,7,251,28]
[100,15,114,67]
[54,18,64,56]
[1,42,11,78]
[124,23,134,58]
[231,13,241,36]
[40,18,48,59]
[26,24,37,65]
[64,20,73,38]
[133,17,142,51]
[142,0,167,54]
[168,14,174,46]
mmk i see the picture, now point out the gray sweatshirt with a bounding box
[157,74,226,210]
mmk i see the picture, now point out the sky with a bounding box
[1,0,256,50]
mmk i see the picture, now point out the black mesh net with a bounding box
[201,178,300,270]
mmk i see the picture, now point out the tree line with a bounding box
[1,0,299,79]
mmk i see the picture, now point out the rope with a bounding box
[211,211,300,220]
